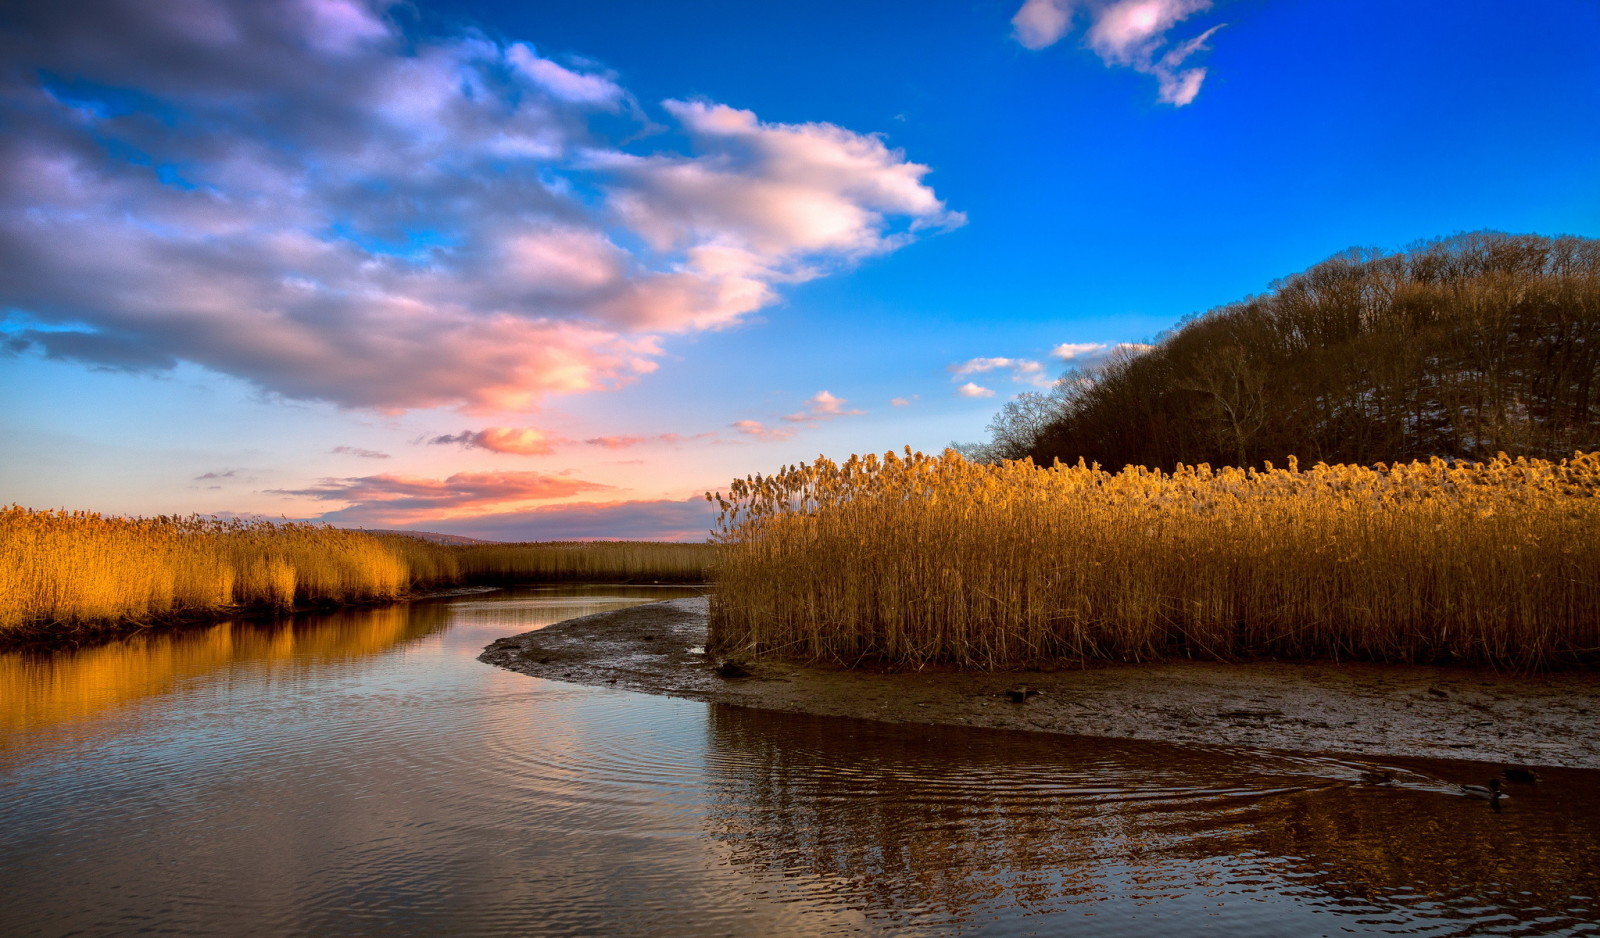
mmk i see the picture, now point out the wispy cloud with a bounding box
[429,427,563,456]
[957,382,996,398]
[950,356,1051,387]
[272,469,613,525]
[417,496,717,542]
[729,419,794,441]
[1011,0,1222,106]
[584,432,716,449]
[0,0,960,411]
[782,390,864,424]
[332,445,390,459]
[890,395,919,407]
[1051,341,1153,368]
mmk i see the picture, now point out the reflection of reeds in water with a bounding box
[0,602,450,742]
[709,450,1600,669]
[0,507,715,636]
[702,705,1600,932]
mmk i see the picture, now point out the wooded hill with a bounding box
[982,232,1600,469]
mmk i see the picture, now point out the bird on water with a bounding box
[1460,778,1507,808]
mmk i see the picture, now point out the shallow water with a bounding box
[1,585,1596,937]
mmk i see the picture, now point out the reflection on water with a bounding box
[705,707,1600,936]
[0,604,449,745]
[1,585,1596,938]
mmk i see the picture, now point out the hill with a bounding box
[979,232,1600,469]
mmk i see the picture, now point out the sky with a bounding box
[3,0,1597,541]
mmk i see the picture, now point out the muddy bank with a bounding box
[480,597,1600,770]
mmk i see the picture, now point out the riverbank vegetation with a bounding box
[967,233,1600,469]
[707,449,1600,670]
[0,506,714,639]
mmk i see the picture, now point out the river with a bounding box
[2,585,1596,936]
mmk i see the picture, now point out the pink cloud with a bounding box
[0,0,960,411]
[413,496,718,542]
[782,389,865,423]
[957,382,996,398]
[1011,0,1222,106]
[730,419,794,441]
[890,395,918,407]
[273,469,613,524]
[429,427,564,456]
[581,432,716,448]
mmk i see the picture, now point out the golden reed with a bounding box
[0,508,714,637]
[707,449,1600,669]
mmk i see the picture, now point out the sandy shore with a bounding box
[479,597,1600,770]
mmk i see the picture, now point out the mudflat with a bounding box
[480,597,1600,769]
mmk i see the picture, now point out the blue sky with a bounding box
[3,0,1597,539]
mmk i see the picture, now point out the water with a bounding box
[1,585,1596,937]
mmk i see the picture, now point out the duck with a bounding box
[1459,778,1507,804]
[1503,766,1540,784]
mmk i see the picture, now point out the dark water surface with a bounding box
[2,585,1597,937]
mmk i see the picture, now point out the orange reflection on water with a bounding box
[0,603,449,745]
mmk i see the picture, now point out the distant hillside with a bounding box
[979,232,1600,469]
[348,528,495,546]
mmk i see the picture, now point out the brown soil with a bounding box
[479,597,1600,769]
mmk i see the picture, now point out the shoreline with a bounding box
[480,597,1600,770]
[0,584,506,651]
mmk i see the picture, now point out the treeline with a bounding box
[0,507,715,639]
[981,233,1600,468]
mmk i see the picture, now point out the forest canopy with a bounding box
[971,232,1600,469]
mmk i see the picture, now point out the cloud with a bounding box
[729,419,794,441]
[331,445,390,459]
[429,426,563,455]
[415,496,717,541]
[583,432,714,448]
[890,395,918,406]
[782,389,864,423]
[1012,0,1077,49]
[951,356,1051,387]
[194,469,240,481]
[272,469,613,524]
[0,0,959,411]
[957,382,996,398]
[1051,341,1154,368]
[1011,0,1222,106]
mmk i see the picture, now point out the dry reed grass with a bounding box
[455,541,718,583]
[1,508,713,637]
[707,449,1600,669]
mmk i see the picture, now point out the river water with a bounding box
[1,585,1596,937]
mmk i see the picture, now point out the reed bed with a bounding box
[707,449,1600,669]
[455,541,718,583]
[0,507,714,637]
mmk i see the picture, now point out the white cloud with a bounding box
[951,356,1051,387]
[957,382,996,398]
[1011,0,1222,106]
[1051,341,1154,368]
